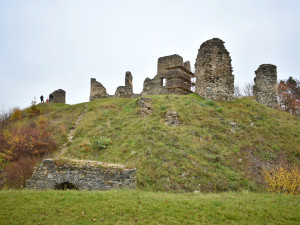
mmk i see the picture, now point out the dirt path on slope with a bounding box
[56,104,87,158]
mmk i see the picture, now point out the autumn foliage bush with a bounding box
[264,165,300,195]
[0,116,56,188]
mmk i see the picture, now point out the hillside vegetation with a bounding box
[1,94,300,192]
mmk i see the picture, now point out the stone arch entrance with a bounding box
[54,182,79,190]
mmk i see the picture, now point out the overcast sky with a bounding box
[0,0,299,110]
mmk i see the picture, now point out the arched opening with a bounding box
[54,182,79,190]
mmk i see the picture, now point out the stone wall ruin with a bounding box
[90,78,108,101]
[142,54,195,96]
[195,38,234,101]
[115,71,134,98]
[49,89,66,103]
[253,64,278,108]
[26,158,136,190]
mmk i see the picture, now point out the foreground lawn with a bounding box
[0,190,299,224]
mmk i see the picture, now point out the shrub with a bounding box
[28,100,41,118]
[264,166,300,195]
[215,107,223,113]
[5,157,37,188]
[204,100,216,106]
[10,108,22,120]
[92,136,111,150]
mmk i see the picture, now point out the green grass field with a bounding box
[0,190,299,224]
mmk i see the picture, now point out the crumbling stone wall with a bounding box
[253,64,278,108]
[90,78,108,101]
[49,89,66,103]
[115,71,134,98]
[26,158,136,190]
[142,55,195,96]
[195,38,234,101]
[157,54,183,75]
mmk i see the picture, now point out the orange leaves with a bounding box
[278,77,300,115]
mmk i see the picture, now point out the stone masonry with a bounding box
[142,54,195,96]
[26,158,136,190]
[49,89,66,103]
[90,78,108,101]
[253,64,278,108]
[195,38,234,101]
[115,71,134,98]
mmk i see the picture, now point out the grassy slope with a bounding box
[0,190,299,224]
[41,94,299,192]
[14,94,299,192]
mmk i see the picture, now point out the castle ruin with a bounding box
[253,64,278,108]
[49,89,66,103]
[87,37,277,108]
[195,38,234,101]
[142,54,195,95]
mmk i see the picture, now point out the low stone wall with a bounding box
[26,158,136,190]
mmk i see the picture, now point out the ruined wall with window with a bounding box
[142,54,195,96]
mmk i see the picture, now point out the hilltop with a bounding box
[3,94,299,192]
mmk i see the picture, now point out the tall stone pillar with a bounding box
[195,38,234,101]
[253,64,278,108]
[125,71,133,88]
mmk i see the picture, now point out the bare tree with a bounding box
[234,83,243,98]
[242,82,254,96]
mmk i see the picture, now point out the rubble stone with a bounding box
[138,97,152,117]
[165,111,180,127]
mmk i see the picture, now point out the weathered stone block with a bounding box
[49,89,66,103]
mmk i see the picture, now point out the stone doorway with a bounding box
[54,182,79,190]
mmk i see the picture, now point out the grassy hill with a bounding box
[5,93,298,192]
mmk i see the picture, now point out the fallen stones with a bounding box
[165,111,180,127]
[138,97,152,117]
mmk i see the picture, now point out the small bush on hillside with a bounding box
[215,107,223,113]
[28,100,41,118]
[264,166,300,195]
[10,108,22,120]
[92,136,111,150]
[204,100,216,106]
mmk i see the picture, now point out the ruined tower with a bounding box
[49,89,66,103]
[195,38,234,101]
[89,78,108,101]
[253,64,278,108]
[142,54,195,95]
[115,71,134,98]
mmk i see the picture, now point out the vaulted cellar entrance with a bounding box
[54,182,79,190]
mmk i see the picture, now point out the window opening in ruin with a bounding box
[162,78,166,87]
[54,182,79,190]
[191,77,196,92]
